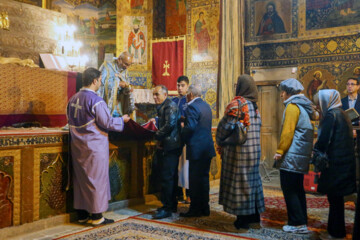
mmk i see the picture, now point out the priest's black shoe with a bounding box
[179,210,202,217]
[153,209,172,219]
[92,217,114,226]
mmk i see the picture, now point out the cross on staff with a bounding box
[71,98,82,118]
[162,60,170,76]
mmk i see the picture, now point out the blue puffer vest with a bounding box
[278,96,314,174]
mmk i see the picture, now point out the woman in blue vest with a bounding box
[273,78,317,234]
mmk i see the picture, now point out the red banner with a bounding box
[152,40,184,91]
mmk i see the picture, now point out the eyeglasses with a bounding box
[346,83,358,86]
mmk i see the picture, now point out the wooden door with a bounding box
[257,84,284,168]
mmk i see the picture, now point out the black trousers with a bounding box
[354,185,360,240]
[159,148,181,211]
[327,194,346,238]
[280,170,308,226]
[189,157,212,211]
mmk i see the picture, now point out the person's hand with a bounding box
[273,153,282,161]
[149,118,156,124]
[119,81,127,88]
[181,122,184,128]
[122,114,130,123]
[353,129,357,138]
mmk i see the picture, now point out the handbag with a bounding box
[311,149,329,173]
[221,100,248,146]
[311,112,335,173]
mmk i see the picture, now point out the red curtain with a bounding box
[152,40,184,91]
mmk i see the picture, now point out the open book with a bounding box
[345,108,360,121]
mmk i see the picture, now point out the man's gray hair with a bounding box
[188,84,202,97]
[156,85,168,95]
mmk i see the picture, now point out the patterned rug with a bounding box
[57,218,254,240]
[56,188,355,240]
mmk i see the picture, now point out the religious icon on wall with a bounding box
[124,16,147,65]
[194,12,210,55]
[257,2,286,36]
[166,0,187,36]
[254,0,291,37]
[301,69,336,102]
[190,5,219,64]
[306,0,360,30]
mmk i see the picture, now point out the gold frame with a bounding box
[150,35,187,95]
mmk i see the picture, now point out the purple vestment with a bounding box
[67,88,124,213]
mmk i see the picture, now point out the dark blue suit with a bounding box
[181,98,216,214]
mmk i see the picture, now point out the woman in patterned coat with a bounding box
[216,74,265,230]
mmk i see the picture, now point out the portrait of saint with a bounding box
[194,11,211,55]
[128,18,146,64]
[307,71,324,101]
[257,2,287,36]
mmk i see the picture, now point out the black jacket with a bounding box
[155,98,182,152]
[314,108,356,196]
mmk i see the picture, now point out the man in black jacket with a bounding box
[151,85,182,219]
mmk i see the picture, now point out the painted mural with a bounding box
[123,16,147,65]
[301,69,336,102]
[166,0,187,37]
[256,1,288,36]
[188,0,219,68]
[306,0,360,30]
[116,0,153,71]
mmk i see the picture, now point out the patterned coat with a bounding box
[216,100,265,215]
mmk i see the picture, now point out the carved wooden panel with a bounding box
[33,147,68,220]
[0,150,21,228]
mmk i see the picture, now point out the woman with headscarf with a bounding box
[216,74,265,230]
[313,89,356,240]
[274,78,317,234]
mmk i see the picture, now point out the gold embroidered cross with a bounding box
[162,60,170,76]
[71,98,82,118]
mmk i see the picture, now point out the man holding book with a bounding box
[341,77,360,124]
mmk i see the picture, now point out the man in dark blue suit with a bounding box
[180,85,216,217]
[341,76,360,218]
[341,77,360,125]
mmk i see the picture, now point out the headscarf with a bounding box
[279,78,304,95]
[317,89,342,119]
[235,74,258,102]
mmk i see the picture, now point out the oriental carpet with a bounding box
[56,188,355,240]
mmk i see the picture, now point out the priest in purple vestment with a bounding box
[67,68,130,226]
